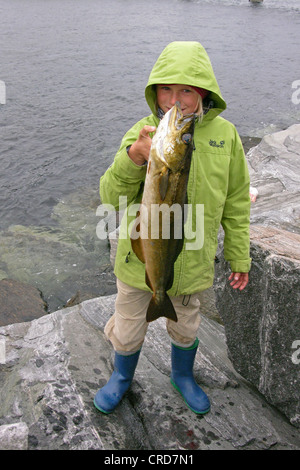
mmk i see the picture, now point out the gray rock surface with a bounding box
[0,422,29,451]
[0,294,300,450]
[215,225,300,429]
[247,123,300,233]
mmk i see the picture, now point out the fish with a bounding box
[130,102,195,323]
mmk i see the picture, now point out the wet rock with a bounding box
[64,290,99,308]
[0,279,47,327]
[240,135,261,155]
[0,187,116,314]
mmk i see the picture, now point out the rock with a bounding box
[247,124,300,233]
[0,279,47,327]
[0,422,29,450]
[0,295,300,450]
[0,305,103,450]
[214,225,300,428]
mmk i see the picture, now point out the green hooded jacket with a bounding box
[100,41,251,295]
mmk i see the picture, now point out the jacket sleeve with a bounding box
[221,130,251,273]
[100,121,148,210]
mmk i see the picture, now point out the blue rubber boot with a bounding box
[94,349,140,414]
[170,338,210,414]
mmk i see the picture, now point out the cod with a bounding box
[131,102,195,323]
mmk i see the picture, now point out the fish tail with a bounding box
[146,293,178,323]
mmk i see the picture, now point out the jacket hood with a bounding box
[145,41,226,121]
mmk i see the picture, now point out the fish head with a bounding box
[152,102,195,170]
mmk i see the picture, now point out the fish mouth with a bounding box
[167,101,195,131]
[153,101,195,166]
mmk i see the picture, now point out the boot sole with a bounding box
[170,379,211,415]
[93,398,113,414]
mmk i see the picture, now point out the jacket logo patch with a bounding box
[209,139,225,148]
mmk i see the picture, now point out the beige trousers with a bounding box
[104,279,201,353]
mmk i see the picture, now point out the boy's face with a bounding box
[156,84,200,116]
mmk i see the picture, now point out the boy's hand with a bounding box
[228,272,249,290]
[128,125,156,166]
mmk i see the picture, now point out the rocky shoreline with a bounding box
[0,125,299,450]
[1,286,300,450]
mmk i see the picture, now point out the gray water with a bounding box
[1,0,300,311]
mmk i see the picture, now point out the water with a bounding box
[0,0,299,311]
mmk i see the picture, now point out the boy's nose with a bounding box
[170,91,180,106]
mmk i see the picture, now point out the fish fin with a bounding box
[130,212,146,264]
[159,168,169,201]
[131,233,145,264]
[146,293,178,323]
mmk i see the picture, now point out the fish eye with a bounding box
[182,133,192,144]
